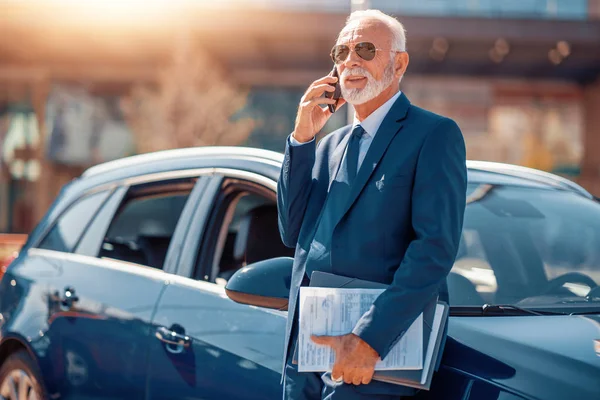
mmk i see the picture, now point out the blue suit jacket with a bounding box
[277,93,467,393]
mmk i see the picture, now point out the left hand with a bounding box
[310,333,380,385]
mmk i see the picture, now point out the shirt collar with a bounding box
[353,91,402,139]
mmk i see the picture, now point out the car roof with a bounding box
[82,146,285,178]
[79,146,592,199]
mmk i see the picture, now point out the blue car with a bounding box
[0,147,599,400]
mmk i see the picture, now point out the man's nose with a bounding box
[342,48,362,69]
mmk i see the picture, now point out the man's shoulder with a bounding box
[407,103,455,127]
[406,104,463,143]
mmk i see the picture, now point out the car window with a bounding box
[75,186,127,257]
[526,191,600,296]
[451,183,600,310]
[37,190,110,253]
[203,188,294,286]
[97,180,195,269]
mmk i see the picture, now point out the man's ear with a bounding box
[395,52,409,78]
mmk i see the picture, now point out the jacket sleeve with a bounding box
[277,135,317,248]
[352,118,467,359]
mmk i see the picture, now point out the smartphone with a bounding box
[324,65,342,113]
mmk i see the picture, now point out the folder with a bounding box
[303,271,449,390]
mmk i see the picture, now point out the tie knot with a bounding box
[352,125,366,140]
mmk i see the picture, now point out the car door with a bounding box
[26,173,210,399]
[146,170,289,400]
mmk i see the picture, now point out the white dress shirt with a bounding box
[290,91,402,171]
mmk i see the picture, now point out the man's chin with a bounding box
[343,91,375,106]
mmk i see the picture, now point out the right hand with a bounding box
[292,76,345,143]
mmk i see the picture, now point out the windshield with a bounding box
[450,183,600,313]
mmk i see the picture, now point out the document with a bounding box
[298,287,423,372]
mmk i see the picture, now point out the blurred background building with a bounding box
[1,0,600,234]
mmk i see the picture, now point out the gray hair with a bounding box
[342,9,407,52]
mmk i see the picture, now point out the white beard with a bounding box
[340,63,396,105]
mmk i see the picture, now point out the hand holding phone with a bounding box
[292,70,343,143]
[324,65,342,113]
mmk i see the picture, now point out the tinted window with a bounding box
[38,191,110,252]
[75,187,127,257]
[99,185,193,269]
[212,193,272,284]
[202,188,293,285]
[451,184,600,310]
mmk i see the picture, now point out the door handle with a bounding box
[155,326,191,354]
[60,286,79,311]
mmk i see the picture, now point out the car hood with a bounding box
[444,314,600,400]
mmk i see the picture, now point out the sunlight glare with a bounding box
[42,0,193,25]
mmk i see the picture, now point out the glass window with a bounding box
[450,183,600,311]
[98,184,193,269]
[75,187,127,257]
[38,191,110,252]
[204,190,294,286]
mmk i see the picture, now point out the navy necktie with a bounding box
[346,124,365,184]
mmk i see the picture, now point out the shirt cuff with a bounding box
[289,135,315,147]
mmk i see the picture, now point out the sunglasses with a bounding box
[330,42,383,64]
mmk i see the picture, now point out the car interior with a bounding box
[209,189,294,286]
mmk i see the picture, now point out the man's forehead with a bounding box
[336,19,390,45]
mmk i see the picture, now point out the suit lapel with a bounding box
[301,127,352,246]
[338,93,411,222]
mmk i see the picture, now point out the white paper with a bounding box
[298,287,423,372]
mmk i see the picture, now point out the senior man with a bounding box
[277,9,467,400]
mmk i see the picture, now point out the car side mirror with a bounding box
[225,257,293,310]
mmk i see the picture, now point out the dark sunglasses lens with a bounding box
[332,45,349,63]
[356,42,377,61]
